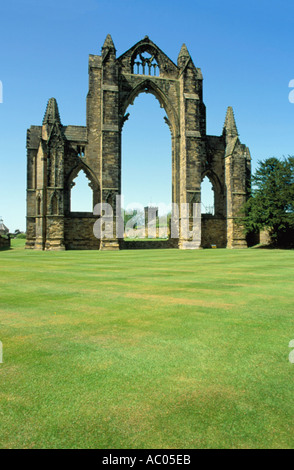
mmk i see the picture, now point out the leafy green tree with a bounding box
[244,157,294,247]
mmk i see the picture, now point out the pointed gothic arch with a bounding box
[67,165,97,213]
[121,78,180,139]
[121,89,172,231]
[201,170,224,218]
[67,162,98,189]
[201,176,214,215]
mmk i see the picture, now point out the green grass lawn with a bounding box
[0,240,294,449]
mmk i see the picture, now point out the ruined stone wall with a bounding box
[64,215,99,250]
[201,216,227,248]
[26,35,251,251]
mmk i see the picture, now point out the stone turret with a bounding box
[223,106,239,141]
[43,98,61,125]
[102,34,116,60]
[177,43,191,69]
[223,106,250,248]
[42,98,62,141]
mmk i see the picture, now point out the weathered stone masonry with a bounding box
[26,35,251,250]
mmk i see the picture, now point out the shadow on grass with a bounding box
[252,243,294,250]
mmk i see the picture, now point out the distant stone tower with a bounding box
[26,35,251,250]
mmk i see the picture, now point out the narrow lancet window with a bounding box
[201,176,215,215]
[70,170,93,212]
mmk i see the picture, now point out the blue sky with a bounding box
[0,0,294,231]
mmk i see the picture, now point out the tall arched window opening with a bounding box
[122,92,172,238]
[201,176,215,215]
[70,170,93,212]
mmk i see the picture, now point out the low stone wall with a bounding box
[0,235,11,249]
[60,215,240,250]
[121,239,176,250]
[64,215,100,250]
[201,216,227,248]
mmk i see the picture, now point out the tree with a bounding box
[244,157,294,247]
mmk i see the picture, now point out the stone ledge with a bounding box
[102,124,119,132]
[102,85,119,92]
[184,93,199,100]
[123,73,177,81]
[186,130,201,138]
